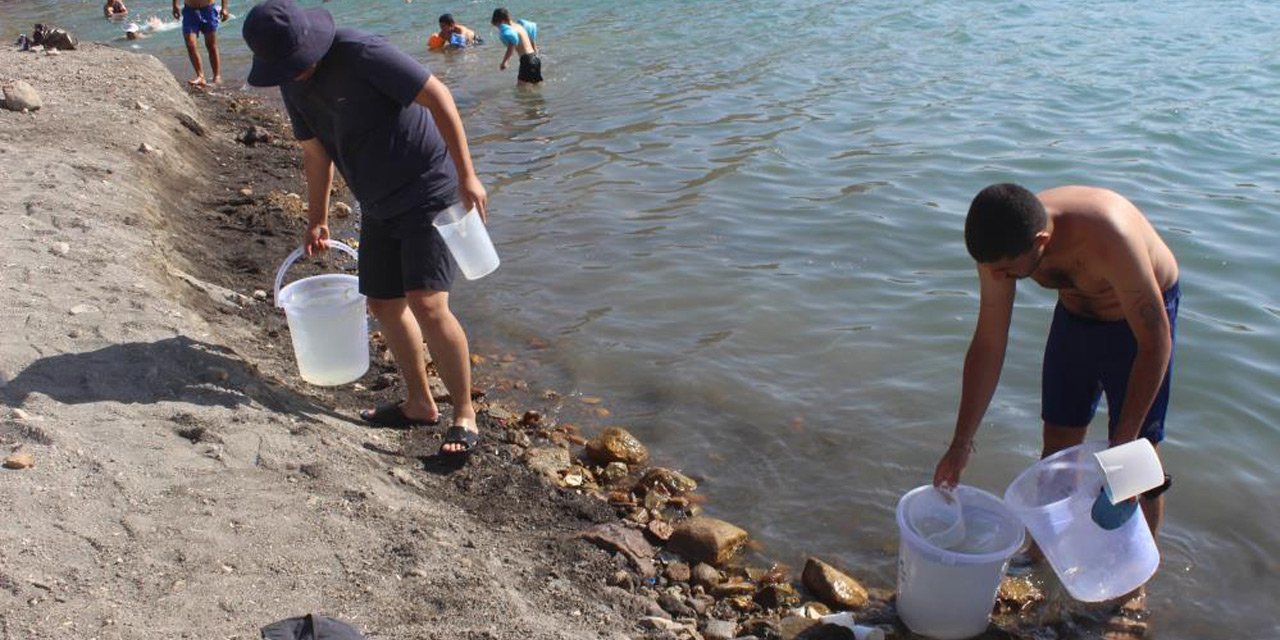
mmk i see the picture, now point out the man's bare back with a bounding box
[1028,186,1178,321]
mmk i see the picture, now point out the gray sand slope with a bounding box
[0,45,642,640]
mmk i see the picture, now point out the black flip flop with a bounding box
[359,403,440,429]
[439,425,479,455]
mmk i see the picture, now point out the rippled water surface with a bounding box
[6,1,1279,636]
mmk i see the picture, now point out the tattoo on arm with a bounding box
[1137,297,1164,329]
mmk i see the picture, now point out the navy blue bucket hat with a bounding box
[242,0,336,87]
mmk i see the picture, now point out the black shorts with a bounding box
[518,53,543,83]
[358,202,457,298]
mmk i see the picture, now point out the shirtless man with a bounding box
[491,7,541,84]
[934,184,1180,553]
[173,0,230,86]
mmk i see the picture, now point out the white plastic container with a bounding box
[433,203,499,280]
[273,241,369,386]
[896,484,1025,640]
[1094,439,1165,503]
[1003,441,1159,602]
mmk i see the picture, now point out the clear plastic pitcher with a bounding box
[432,203,499,280]
[1003,441,1159,602]
[896,484,1025,640]
[273,241,369,386]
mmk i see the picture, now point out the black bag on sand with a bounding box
[261,614,368,640]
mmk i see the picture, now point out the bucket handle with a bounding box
[273,241,359,308]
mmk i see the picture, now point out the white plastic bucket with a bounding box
[1003,441,1159,602]
[273,241,369,386]
[432,203,499,280]
[896,484,1024,640]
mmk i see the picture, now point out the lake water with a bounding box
[5,1,1278,637]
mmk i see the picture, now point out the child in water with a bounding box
[104,0,129,18]
[491,7,540,84]
[429,13,480,50]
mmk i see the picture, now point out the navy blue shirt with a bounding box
[281,28,458,220]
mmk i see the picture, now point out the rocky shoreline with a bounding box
[1,45,1142,640]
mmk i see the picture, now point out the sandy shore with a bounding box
[0,44,651,640]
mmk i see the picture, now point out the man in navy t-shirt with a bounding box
[243,0,487,455]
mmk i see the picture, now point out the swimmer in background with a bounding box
[124,23,144,40]
[173,0,230,86]
[490,7,540,84]
[429,13,480,50]
[104,0,129,18]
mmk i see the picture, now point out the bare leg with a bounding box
[183,32,205,85]
[204,30,221,84]
[406,290,476,452]
[366,297,440,423]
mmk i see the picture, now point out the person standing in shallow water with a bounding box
[934,184,1180,595]
[243,0,487,455]
[173,0,230,86]
[491,7,541,84]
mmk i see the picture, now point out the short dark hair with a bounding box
[439,13,454,26]
[491,8,510,24]
[964,183,1047,263]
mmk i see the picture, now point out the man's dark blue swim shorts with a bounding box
[182,5,220,35]
[358,201,458,299]
[1041,282,1181,443]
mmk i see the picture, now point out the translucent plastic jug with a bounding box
[1003,441,1159,602]
[432,203,499,280]
[273,241,369,386]
[896,484,1025,640]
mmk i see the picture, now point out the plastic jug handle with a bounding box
[272,241,359,308]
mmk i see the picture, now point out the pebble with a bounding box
[137,143,160,155]
[49,242,69,257]
[252,289,268,301]
[3,451,36,470]
[68,304,100,316]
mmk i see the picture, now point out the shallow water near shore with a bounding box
[8,0,1280,636]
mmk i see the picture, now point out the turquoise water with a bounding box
[6,1,1279,636]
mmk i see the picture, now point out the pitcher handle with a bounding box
[273,241,359,308]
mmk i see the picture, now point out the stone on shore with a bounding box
[574,522,656,568]
[666,517,748,567]
[702,619,738,640]
[636,467,698,496]
[523,446,571,481]
[691,563,721,589]
[585,426,649,466]
[800,557,868,609]
[3,450,36,469]
[2,81,42,112]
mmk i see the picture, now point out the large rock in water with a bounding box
[584,426,649,466]
[666,517,748,566]
[801,557,869,609]
[2,81,42,112]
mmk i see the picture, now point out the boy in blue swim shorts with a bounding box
[933,184,1180,579]
[172,0,229,86]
